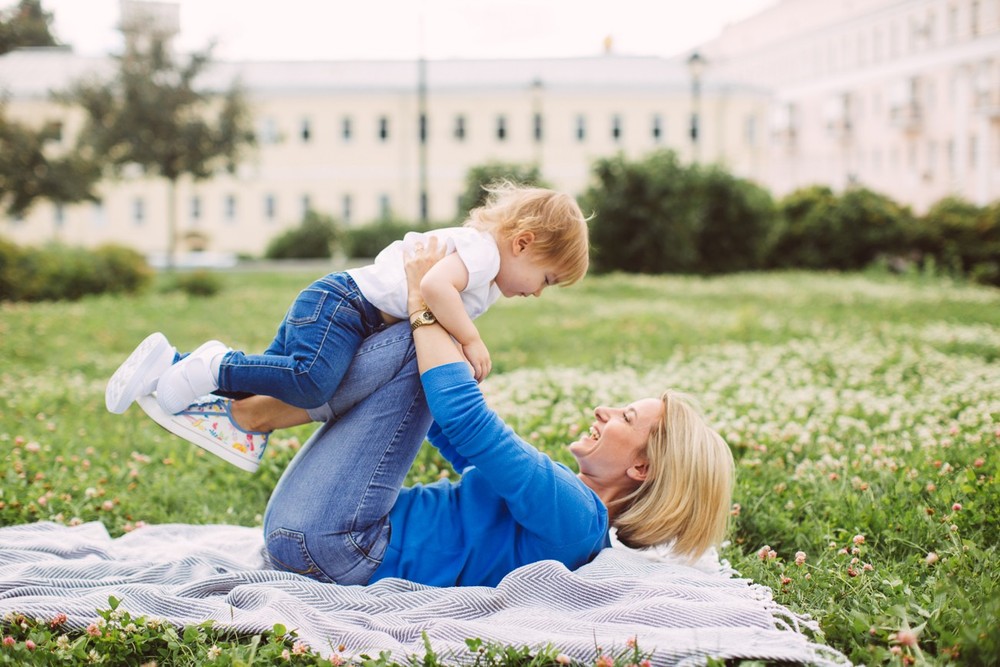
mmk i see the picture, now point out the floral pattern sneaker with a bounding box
[136,394,270,473]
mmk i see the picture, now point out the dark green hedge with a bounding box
[0,239,152,302]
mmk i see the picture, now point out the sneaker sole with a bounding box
[136,394,260,473]
[105,333,174,414]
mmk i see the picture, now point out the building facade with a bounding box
[705,0,1000,211]
[1,0,997,258]
[0,47,768,257]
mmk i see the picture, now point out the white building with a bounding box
[705,0,1000,210]
[0,0,997,257]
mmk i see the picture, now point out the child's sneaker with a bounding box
[105,332,176,414]
[137,394,269,473]
[155,340,229,414]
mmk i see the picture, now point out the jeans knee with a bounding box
[265,527,333,583]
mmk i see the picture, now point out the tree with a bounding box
[456,161,548,221]
[0,0,58,55]
[61,35,255,268]
[0,102,100,217]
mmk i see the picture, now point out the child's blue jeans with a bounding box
[217,272,385,409]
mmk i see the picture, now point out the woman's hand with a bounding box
[404,236,446,313]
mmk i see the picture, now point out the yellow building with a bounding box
[0,44,768,258]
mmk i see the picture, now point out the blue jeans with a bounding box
[218,273,385,409]
[262,322,433,585]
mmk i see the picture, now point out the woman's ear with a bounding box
[512,231,536,255]
[626,459,649,483]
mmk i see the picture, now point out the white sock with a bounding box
[209,350,227,383]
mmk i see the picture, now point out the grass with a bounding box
[1,269,998,666]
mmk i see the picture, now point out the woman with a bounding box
[148,240,735,587]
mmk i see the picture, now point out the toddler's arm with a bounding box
[418,252,492,381]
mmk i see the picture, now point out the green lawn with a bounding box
[1,269,998,665]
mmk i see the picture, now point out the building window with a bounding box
[301,117,312,143]
[651,114,663,142]
[947,138,955,173]
[970,1,980,36]
[745,115,757,146]
[342,117,353,141]
[342,194,352,224]
[190,196,201,224]
[969,135,978,167]
[378,116,390,141]
[264,194,277,222]
[378,194,391,220]
[420,192,428,221]
[454,115,466,141]
[54,203,64,228]
[576,115,586,142]
[92,200,106,227]
[419,114,428,144]
[45,120,63,144]
[132,197,145,225]
[533,112,543,142]
[225,195,237,223]
[496,114,507,141]
[611,114,622,142]
[301,194,312,218]
[259,117,279,144]
[948,6,958,41]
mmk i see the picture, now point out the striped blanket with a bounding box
[0,522,849,666]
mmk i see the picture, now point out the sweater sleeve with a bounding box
[421,362,608,548]
[426,421,472,472]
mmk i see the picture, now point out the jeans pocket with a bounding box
[286,289,329,327]
[265,528,332,582]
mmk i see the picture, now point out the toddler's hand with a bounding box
[462,338,492,382]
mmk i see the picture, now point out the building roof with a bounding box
[0,47,714,99]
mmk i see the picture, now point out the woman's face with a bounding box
[569,398,663,481]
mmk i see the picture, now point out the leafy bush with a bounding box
[769,186,914,270]
[93,244,154,294]
[264,211,340,259]
[0,240,152,302]
[690,166,777,274]
[456,161,549,222]
[163,269,223,297]
[582,150,775,274]
[0,235,25,301]
[913,196,1000,286]
[342,219,418,259]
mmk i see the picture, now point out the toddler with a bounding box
[106,182,589,471]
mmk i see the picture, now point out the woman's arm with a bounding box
[405,238,470,375]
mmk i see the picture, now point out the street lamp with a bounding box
[687,50,707,163]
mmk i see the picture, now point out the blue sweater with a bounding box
[369,362,610,587]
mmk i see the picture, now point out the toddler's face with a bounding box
[494,251,560,298]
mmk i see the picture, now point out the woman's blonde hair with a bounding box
[612,390,735,560]
[466,180,590,286]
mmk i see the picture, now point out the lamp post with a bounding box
[687,50,707,163]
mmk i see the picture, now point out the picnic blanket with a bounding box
[0,522,850,666]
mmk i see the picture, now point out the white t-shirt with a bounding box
[346,227,502,320]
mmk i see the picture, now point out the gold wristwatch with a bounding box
[410,309,437,331]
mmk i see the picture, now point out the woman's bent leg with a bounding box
[262,322,431,585]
